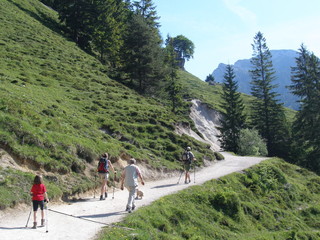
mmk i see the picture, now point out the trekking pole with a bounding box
[45,201,49,233]
[177,169,183,184]
[112,172,117,199]
[94,173,97,198]
[193,163,196,183]
[25,203,32,228]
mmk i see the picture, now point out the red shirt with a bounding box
[31,184,47,201]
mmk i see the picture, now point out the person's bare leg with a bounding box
[32,211,37,229]
[41,209,45,226]
[100,176,106,199]
[106,179,109,192]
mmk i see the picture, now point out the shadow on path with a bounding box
[151,183,178,189]
[78,211,123,219]
[0,226,26,230]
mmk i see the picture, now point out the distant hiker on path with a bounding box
[182,146,195,184]
[120,158,145,213]
[30,174,49,229]
[97,153,116,200]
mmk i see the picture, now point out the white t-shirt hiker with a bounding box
[120,158,144,213]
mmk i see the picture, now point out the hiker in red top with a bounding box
[30,174,49,229]
[97,153,116,200]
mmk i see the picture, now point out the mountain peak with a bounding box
[212,49,299,110]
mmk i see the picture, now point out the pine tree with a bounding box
[218,64,246,153]
[164,36,182,113]
[249,31,290,157]
[55,0,94,50]
[289,44,320,172]
[205,74,215,85]
[91,0,128,69]
[132,0,160,29]
[122,0,164,94]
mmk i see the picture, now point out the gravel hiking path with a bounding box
[0,152,268,240]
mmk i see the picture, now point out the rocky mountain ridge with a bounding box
[212,49,299,110]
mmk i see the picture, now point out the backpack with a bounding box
[182,151,192,164]
[98,157,109,173]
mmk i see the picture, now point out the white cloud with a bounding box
[223,0,257,27]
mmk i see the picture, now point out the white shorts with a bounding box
[99,172,109,180]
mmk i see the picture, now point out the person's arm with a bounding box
[43,185,49,202]
[136,167,145,185]
[108,160,115,173]
[44,192,49,202]
[138,172,145,185]
[120,170,125,190]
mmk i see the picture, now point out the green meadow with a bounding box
[98,159,320,240]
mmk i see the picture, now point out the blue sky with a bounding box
[153,0,320,80]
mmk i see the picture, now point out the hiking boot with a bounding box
[32,222,37,229]
[105,192,108,198]
[41,219,45,227]
[125,206,131,213]
[100,195,104,200]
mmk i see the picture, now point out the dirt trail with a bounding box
[0,152,268,240]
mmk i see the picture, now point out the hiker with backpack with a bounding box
[182,146,195,184]
[120,158,145,213]
[30,174,49,229]
[97,153,116,200]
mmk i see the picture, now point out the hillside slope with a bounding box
[0,0,216,208]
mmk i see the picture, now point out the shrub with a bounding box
[214,152,224,160]
[238,128,267,156]
[209,191,241,218]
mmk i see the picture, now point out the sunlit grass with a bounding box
[0,0,215,208]
[98,159,320,240]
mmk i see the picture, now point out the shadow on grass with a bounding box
[7,0,66,37]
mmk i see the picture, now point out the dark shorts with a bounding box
[32,200,44,211]
[184,163,191,171]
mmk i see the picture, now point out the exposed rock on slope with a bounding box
[175,99,222,151]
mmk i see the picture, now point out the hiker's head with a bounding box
[34,175,43,185]
[187,146,191,151]
[129,158,136,165]
[102,153,108,158]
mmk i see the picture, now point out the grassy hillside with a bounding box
[0,0,215,208]
[98,159,320,240]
